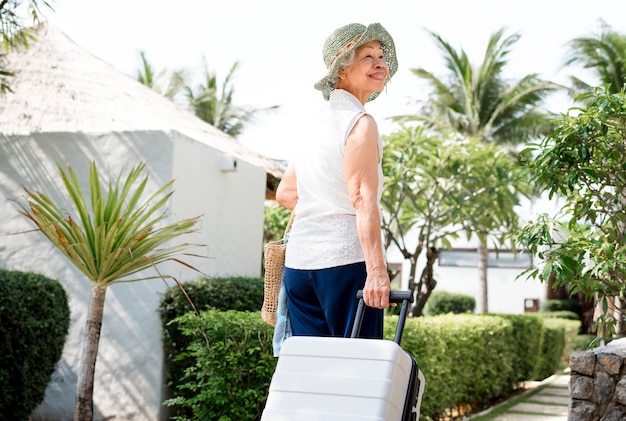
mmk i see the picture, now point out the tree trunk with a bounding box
[412,247,439,316]
[616,187,626,335]
[74,285,107,421]
[615,296,624,336]
[477,242,488,313]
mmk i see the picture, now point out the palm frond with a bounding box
[19,161,204,287]
[564,19,626,94]
[406,27,557,147]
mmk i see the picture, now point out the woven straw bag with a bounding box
[262,212,294,327]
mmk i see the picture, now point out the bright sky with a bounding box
[45,0,626,160]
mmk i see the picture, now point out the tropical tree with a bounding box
[181,59,278,137]
[135,50,186,101]
[517,87,626,338]
[136,54,279,138]
[563,21,626,333]
[381,125,527,315]
[401,28,560,146]
[564,19,626,98]
[0,0,53,94]
[395,27,560,312]
[18,161,203,420]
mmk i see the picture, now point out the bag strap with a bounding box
[283,211,295,239]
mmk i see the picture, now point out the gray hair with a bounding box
[329,50,356,88]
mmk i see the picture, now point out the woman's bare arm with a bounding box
[276,162,298,211]
[344,114,390,309]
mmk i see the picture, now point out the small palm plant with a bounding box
[18,160,203,421]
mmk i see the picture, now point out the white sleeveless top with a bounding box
[285,89,384,270]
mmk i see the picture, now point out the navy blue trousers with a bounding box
[283,262,383,339]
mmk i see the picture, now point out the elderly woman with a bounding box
[276,22,398,339]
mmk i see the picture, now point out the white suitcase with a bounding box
[261,291,425,421]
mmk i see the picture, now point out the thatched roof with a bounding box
[0,24,282,197]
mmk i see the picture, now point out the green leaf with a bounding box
[20,161,205,287]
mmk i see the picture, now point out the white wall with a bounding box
[434,264,546,314]
[385,195,564,315]
[388,250,547,314]
[0,131,267,420]
[387,238,547,315]
[170,132,267,279]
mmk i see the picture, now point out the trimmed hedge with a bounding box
[540,317,580,371]
[160,276,264,319]
[0,268,70,421]
[540,299,582,315]
[423,290,476,316]
[497,314,544,382]
[161,309,571,420]
[159,276,265,418]
[163,310,276,421]
[538,310,580,320]
[533,318,566,380]
[159,279,575,420]
[160,276,264,353]
[396,314,519,418]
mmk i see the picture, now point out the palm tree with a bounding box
[135,55,279,138]
[135,50,187,101]
[182,59,278,138]
[564,19,626,98]
[19,161,203,420]
[403,28,560,147]
[400,28,560,312]
[0,0,53,94]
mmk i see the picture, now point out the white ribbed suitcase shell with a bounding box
[261,335,413,421]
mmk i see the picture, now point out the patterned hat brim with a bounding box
[314,23,398,102]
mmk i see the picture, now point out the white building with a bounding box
[0,25,282,420]
[386,195,563,314]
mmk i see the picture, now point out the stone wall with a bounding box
[569,338,626,420]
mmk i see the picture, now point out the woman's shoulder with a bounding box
[351,113,378,136]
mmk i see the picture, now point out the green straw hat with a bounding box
[314,22,398,102]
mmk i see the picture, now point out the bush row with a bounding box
[160,277,578,420]
[423,290,476,316]
[0,269,70,421]
[159,276,264,398]
[0,270,579,421]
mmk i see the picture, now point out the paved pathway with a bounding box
[468,371,570,420]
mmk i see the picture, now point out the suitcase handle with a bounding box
[350,290,414,345]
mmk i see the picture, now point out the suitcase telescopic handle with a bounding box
[351,290,414,345]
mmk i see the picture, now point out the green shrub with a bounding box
[158,283,570,420]
[497,314,544,382]
[160,276,264,358]
[0,268,70,421]
[423,290,475,316]
[398,314,519,419]
[537,310,580,320]
[540,299,582,315]
[573,334,602,350]
[163,310,276,421]
[544,318,580,369]
[160,276,264,319]
[533,318,566,380]
[159,276,265,415]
